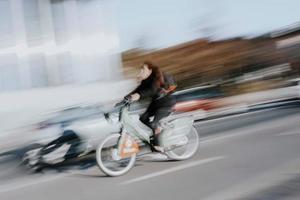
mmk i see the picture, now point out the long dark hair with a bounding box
[143,61,164,88]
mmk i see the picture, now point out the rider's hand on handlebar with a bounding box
[130,93,140,102]
[114,93,140,108]
[115,96,131,108]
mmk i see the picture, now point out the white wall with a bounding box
[0,0,122,91]
[0,80,136,133]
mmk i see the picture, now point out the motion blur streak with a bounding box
[0,0,300,200]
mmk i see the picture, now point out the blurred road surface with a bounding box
[0,104,300,200]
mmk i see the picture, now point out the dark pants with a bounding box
[41,130,82,159]
[140,94,176,131]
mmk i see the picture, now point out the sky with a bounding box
[115,0,300,50]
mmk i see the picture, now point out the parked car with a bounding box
[285,78,300,99]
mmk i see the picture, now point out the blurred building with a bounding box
[122,23,300,94]
[271,24,300,75]
[0,0,121,92]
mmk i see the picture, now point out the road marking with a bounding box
[200,133,243,144]
[195,107,279,126]
[120,156,226,185]
[0,174,65,194]
[277,132,300,136]
[199,111,300,145]
[199,125,266,144]
[202,158,300,200]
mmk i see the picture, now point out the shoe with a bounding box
[149,136,164,153]
[153,146,165,153]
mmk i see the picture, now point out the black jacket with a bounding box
[129,72,176,107]
[130,73,160,100]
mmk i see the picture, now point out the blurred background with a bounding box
[1,0,300,199]
[0,0,121,90]
[0,1,299,108]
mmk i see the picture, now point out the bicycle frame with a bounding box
[119,106,152,144]
[112,103,194,158]
[112,106,153,159]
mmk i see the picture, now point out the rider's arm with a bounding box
[136,84,158,100]
[126,82,158,101]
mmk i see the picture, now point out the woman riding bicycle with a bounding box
[126,61,176,150]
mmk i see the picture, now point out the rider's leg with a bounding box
[139,112,151,127]
[41,136,65,155]
[64,132,82,159]
[41,130,78,156]
[150,108,171,146]
[148,95,175,150]
[139,103,156,127]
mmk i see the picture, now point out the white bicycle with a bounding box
[96,99,199,176]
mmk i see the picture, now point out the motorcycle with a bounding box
[96,98,199,176]
[22,130,92,172]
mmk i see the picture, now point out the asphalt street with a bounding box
[0,105,300,200]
